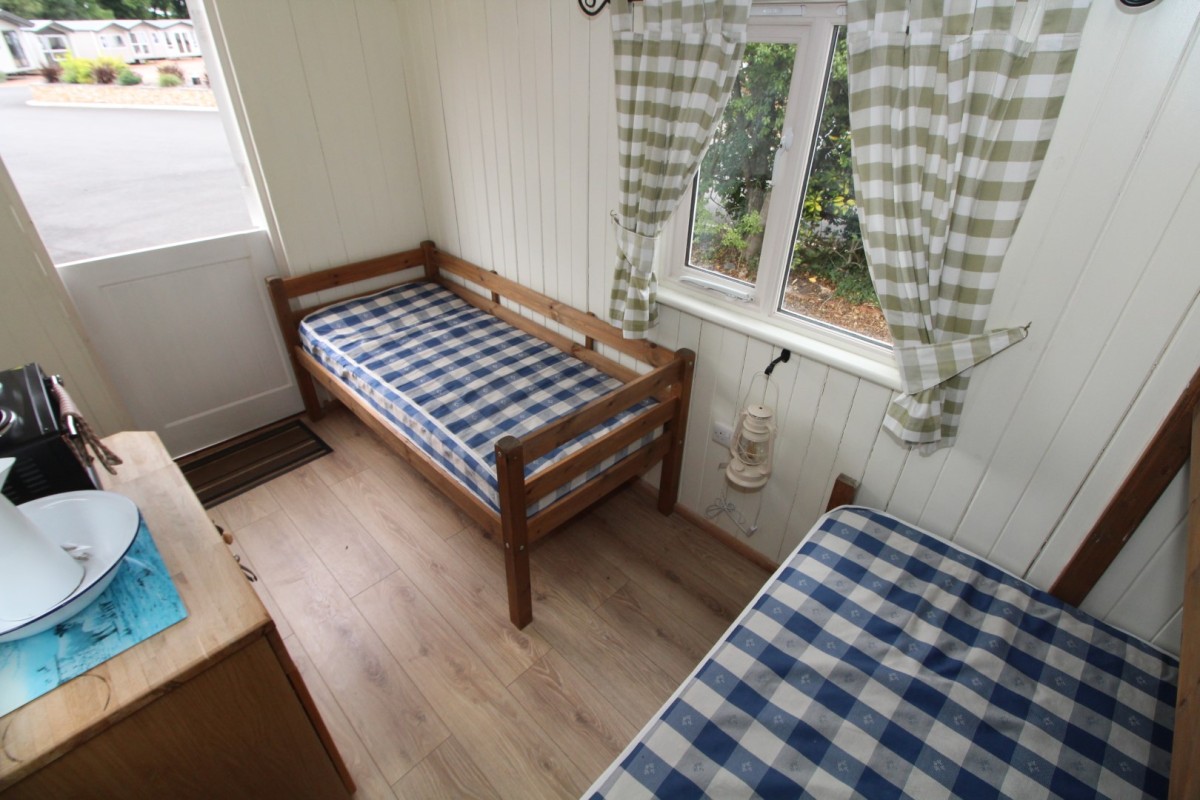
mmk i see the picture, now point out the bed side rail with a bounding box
[270,248,427,303]
[496,348,692,520]
[521,362,683,464]
[427,244,674,369]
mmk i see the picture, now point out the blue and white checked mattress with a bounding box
[587,506,1178,799]
[300,281,656,516]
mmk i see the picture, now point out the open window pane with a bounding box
[781,30,890,345]
[687,42,797,287]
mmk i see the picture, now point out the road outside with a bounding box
[0,82,253,264]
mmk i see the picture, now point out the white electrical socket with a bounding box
[712,420,734,448]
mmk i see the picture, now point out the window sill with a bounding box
[657,282,902,391]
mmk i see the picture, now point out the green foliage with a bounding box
[792,222,874,305]
[797,34,858,237]
[117,67,142,85]
[60,54,95,84]
[691,31,876,309]
[698,42,793,223]
[691,205,764,281]
[1,0,189,18]
[787,31,875,308]
[158,63,184,80]
[40,63,62,83]
[157,72,182,88]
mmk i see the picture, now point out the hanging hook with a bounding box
[764,348,792,378]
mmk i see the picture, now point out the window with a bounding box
[4,31,29,68]
[41,35,68,60]
[669,5,891,349]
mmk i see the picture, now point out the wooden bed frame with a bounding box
[266,241,694,629]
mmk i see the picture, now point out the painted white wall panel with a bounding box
[213,0,427,277]
[0,159,129,436]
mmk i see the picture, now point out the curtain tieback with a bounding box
[895,325,1030,395]
[611,213,659,278]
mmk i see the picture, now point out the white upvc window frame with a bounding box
[657,1,900,389]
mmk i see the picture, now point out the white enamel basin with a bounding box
[0,491,140,643]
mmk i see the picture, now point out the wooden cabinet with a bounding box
[0,432,353,799]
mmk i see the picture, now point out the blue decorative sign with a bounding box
[0,519,187,717]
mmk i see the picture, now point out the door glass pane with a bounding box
[0,14,255,266]
[781,30,890,345]
[688,42,796,286]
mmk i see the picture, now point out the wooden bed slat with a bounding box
[524,402,677,504]
[1051,363,1200,606]
[429,246,675,368]
[1169,404,1200,800]
[520,363,681,462]
[292,275,428,324]
[437,277,637,383]
[527,437,673,543]
[280,249,426,298]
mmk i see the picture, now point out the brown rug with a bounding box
[178,419,331,508]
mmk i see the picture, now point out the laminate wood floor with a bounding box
[210,407,773,799]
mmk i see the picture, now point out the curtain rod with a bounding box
[579,0,641,17]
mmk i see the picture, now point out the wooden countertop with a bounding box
[0,431,271,788]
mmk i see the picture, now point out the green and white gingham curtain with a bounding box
[609,0,749,338]
[847,0,1091,451]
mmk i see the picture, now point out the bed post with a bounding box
[266,276,323,421]
[495,435,533,628]
[656,349,695,516]
[420,240,438,281]
[826,475,859,512]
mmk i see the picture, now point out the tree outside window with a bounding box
[686,29,890,345]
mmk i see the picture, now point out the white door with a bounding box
[58,231,302,456]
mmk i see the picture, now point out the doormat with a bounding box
[178,419,332,508]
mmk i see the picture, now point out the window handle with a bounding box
[774,128,794,175]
